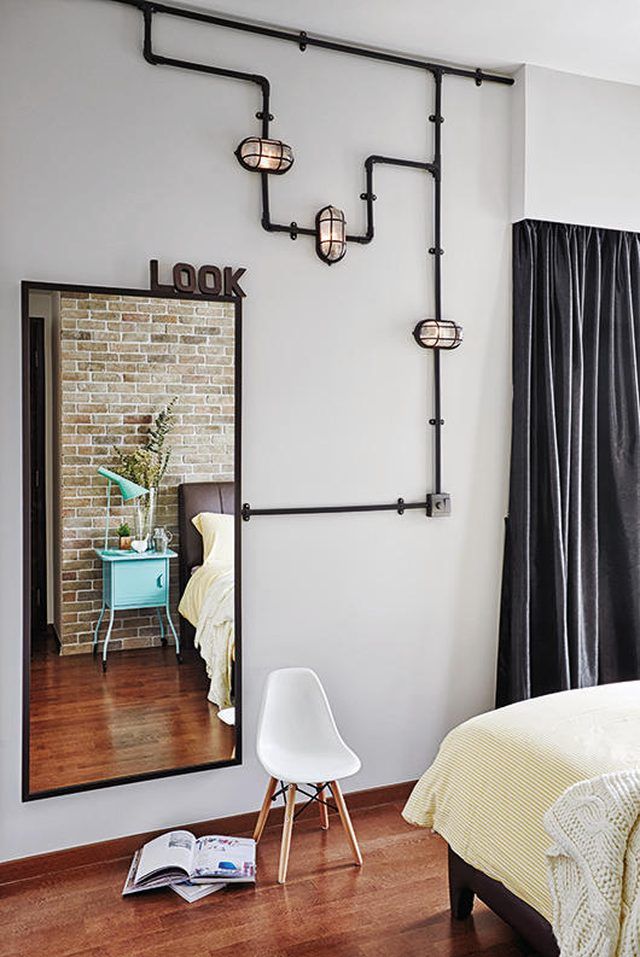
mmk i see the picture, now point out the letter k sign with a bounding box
[223,267,246,298]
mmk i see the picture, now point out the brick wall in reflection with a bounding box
[57,292,235,654]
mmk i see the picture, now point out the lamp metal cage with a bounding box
[235,136,294,174]
[412,319,463,350]
[315,205,347,264]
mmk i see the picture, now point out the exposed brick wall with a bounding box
[58,292,235,654]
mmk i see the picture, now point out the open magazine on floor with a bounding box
[122,830,256,896]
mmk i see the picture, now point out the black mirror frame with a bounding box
[21,279,243,800]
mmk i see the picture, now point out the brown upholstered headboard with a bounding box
[178,482,235,621]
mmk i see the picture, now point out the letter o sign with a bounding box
[172,263,197,293]
[198,265,222,295]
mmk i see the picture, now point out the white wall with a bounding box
[509,67,527,224]
[513,64,640,231]
[0,0,512,862]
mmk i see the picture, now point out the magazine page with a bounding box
[122,850,144,896]
[135,830,196,884]
[122,850,184,895]
[171,881,226,903]
[191,835,256,882]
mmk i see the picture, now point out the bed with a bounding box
[403,682,640,957]
[177,481,236,712]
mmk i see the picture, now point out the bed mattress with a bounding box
[403,681,640,921]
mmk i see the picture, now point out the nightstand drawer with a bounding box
[113,558,168,608]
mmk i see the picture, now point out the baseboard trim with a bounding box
[0,779,416,886]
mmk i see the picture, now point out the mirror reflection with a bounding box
[26,285,240,796]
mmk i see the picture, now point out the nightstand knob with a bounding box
[157,573,164,588]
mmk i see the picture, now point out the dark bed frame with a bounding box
[177,480,236,644]
[448,846,559,956]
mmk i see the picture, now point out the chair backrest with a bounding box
[257,668,346,760]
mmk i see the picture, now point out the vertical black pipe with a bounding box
[259,81,272,229]
[260,171,271,229]
[363,157,375,242]
[142,4,152,59]
[432,70,443,493]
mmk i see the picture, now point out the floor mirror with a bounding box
[21,280,242,799]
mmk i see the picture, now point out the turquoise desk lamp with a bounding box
[97,466,148,551]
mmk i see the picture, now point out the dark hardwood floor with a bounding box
[29,641,235,793]
[2,800,529,957]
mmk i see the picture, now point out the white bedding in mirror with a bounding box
[179,560,235,708]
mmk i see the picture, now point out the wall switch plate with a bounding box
[426,492,451,517]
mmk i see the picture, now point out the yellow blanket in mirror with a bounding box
[179,561,235,708]
[403,681,640,923]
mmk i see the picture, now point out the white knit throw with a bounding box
[544,769,640,957]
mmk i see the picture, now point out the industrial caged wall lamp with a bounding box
[413,319,463,351]
[109,0,514,518]
[235,137,294,175]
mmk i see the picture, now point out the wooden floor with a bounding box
[2,800,530,957]
[29,640,235,793]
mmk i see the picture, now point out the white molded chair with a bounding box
[253,667,362,883]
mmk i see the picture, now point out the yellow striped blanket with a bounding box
[403,681,640,922]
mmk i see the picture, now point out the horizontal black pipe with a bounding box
[142,7,271,95]
[264,223,316,238]
[264,154,438,245]
[241,500,428,520]
[369,155,437,173]
[112,0,514,86]
[144,47,269,89]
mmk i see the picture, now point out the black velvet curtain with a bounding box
[497,219,640,706]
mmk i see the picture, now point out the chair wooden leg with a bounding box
[253,776,278,843]
[330,780,363,866]
[278,783,297,884]
[317,783,329,830]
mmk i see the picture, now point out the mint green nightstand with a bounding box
[92,548,180,672]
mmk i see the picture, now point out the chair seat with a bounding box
[259,742,361,784]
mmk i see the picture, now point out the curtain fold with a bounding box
[497,220,640,707]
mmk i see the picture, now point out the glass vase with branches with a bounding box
[111,396,177,544]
